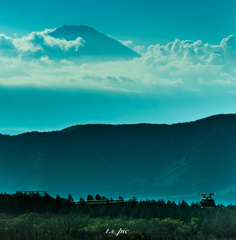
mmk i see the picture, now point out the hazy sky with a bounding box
[1,0,236,135]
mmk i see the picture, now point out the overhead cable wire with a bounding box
[132,189,236,201]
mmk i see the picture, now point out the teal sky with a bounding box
[1,0,236,134]
[1,0,236,45]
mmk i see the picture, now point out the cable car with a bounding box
[200,193,216,208]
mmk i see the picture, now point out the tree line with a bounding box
[0,192,236,239]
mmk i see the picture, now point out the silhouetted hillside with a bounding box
[1,114,236,202]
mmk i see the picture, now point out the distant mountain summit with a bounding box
[49,25,140,61]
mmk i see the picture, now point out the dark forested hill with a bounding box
[1,114,236,202]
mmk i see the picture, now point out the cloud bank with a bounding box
[0,29,84,59]
[1,29,236,94]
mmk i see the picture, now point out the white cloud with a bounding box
[1,31,236,93]
[118,39,133,47]
[108,35,133,47]
[0,34,16,50]
[133,45,145,54]
[0,29,84,60]
[40,55,52,65]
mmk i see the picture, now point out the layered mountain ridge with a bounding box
[1,114,236,204]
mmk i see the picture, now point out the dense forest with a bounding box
[0,192,236,239]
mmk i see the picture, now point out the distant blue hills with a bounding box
[1,114,236,205]
[48,25,140,61]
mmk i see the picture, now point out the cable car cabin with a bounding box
[200,193,216,208]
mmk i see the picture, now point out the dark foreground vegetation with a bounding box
[0,192,236,239]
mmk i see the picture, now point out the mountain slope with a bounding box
[48,25,140,60]
[1,114,236,203]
